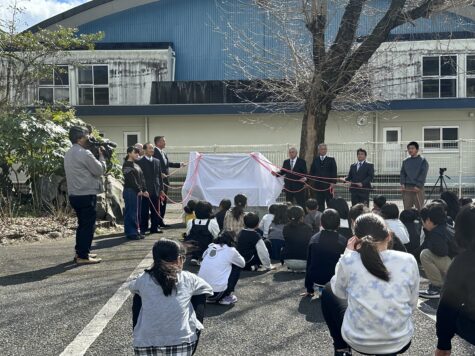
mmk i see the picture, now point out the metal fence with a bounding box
[121,140,475,204]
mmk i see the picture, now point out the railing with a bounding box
[123,139,475,204]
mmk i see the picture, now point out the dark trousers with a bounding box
[123,188,139,237]
[269,239,285,260]
[285,190,306,209]
[69,195,97,259]
[321,283,411,355]
[140,194,160,234]
[350,190,370,206]
[208,265,242,302]
[316,190,333,212]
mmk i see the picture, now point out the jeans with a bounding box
[123,188,139,237]
[269,239,285,260]
[69,195,97,259]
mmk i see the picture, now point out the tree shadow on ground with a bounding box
[205,303,235,317]
[0,261,78,286]
[93,235,135,250]
[298,296,325,323]
[272,270,305,283]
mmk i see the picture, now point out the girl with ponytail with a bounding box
[223,194,248,235]
[129,239,213,356]
[321,213,420,356]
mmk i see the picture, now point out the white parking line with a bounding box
[59,252,153,356]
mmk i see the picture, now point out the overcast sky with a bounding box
[0,0,89,31]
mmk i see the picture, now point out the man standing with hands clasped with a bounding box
[153,136,186,227]
[343,148,374,206]
[310,143,337,212]
[400,141,429,210]
[273,147,308,208]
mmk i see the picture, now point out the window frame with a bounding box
[466,54,475,98]
[383,127,401,144]
[76,64,110,106]
[421,55,458,99]
[37,65,70,104]
[123,132,141,149]
[422,126,459,151]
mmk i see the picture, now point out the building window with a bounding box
[466,55,475,97]
[124,132,141,149]
[423,126,458,150]
[77,65,109,105]
[422,56,457,98]
[38,65,69,103]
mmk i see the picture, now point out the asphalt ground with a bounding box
[1,214,475,356]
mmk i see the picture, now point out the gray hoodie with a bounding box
[400,155,429,188]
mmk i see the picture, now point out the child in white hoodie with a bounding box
[198,231,245,305]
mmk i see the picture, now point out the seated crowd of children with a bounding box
[129,191,475,356]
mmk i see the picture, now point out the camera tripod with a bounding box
[426,168,450,202]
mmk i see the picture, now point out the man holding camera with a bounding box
[64,126,106,264]
[400,141,429,210]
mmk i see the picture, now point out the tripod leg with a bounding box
[427,177,441,202]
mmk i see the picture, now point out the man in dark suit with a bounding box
[273,147,308,208]
[153,136,184,227]
[310,143,337,212]
[343,148,374,206]
[137,143,164,235]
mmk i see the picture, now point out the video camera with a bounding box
[439,167,447,176]
[87,136,117,160]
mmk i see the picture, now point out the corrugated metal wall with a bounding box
[77,0,475,81]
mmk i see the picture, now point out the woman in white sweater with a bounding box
[321,213,420,356]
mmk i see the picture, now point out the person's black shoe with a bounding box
[139,234,146,239]
[126,235,140,240]
[149,229,163,234]
[419,284,441,299]
[160,224,171,228]
[334,349,352,356]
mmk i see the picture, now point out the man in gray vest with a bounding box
[64,126,106,264]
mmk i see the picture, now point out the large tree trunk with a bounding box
[299,97,330,168]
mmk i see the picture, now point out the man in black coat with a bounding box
[273,147,307,208]
[137,143,164,235]
[310,143,337,212]
[153,135,184,227]
[343,148,374,206]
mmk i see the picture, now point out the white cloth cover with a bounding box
[181,152,283,207]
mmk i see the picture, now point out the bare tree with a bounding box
[217,0,472,163]
[0,1,103,112]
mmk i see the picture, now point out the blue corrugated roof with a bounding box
[73,0,475,81]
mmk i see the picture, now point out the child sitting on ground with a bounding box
[129,239,213,355]
[268,204,288,260]
[400,208,422,256]
[198,231,245,305]
[303,199,322,233]
[183,200,197,225]
[303,209,347,298]
[214,198,231,231]
[282,206,313,272]
[259,204,278,238]
[185,201,220,265]
[237,213,272,271]
[372,195,386,215]
[381,202,410,246]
